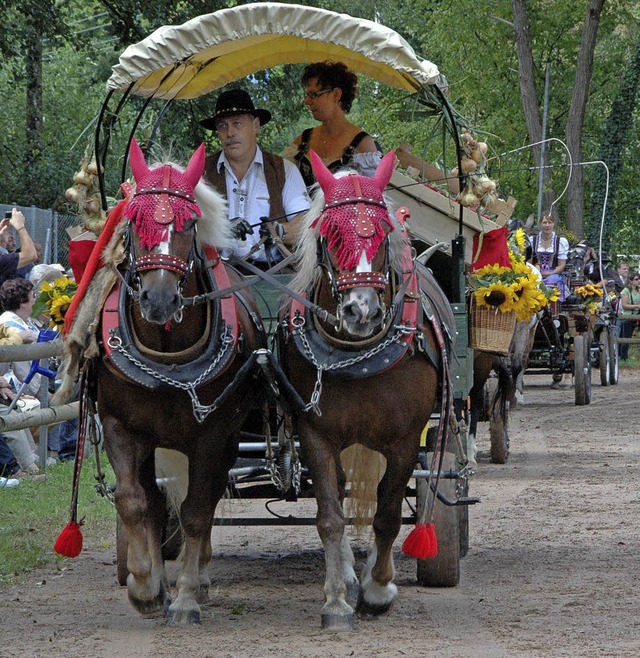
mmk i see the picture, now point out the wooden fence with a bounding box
[0,339,78,470]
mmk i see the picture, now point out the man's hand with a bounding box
[230,217,253,240]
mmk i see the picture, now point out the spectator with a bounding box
[0,209,38,286]
[619,272,640,361]
[16,240,44,280]
[200,89,311,267]
[616,261,630,289]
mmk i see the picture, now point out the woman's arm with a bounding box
[621,290,640,311]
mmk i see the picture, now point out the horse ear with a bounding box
[184,143,206,189]
[128,138,150,183]
[372,150,395,190]
[310,150,336,195]
[525,213,535,230]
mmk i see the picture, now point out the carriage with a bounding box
[525,246,619,405]
[56,2,519,628]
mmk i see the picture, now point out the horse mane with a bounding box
[290,173,404,294]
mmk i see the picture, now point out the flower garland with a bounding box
[32,275,78,328]
[470,228,559,321]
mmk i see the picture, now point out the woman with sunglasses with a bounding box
[619,272,640,360]
[285,61,382,187]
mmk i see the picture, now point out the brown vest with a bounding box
[204,150,286,221]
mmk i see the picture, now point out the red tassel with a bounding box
[54,521,84,558]
[402,522,438,559]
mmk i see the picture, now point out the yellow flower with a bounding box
[511,277,547,320]
[48,294,73,326]
[474,281,517,313]
[547,287,560,302]
[514,228,527,253]
[473,263,512,279]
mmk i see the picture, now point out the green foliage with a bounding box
[0,456,116,583]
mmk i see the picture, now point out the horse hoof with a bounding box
[356,597,394,617]
[321,612,354,632]
[130,593,167,617]
[167,607,201,625]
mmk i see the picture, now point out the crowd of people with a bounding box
[0,209,77,488]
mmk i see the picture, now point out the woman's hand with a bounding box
[18,330,37,344]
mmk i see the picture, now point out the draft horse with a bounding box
[57,140,264,624]
[281,151,455,630]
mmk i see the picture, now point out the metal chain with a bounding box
[293,315,415,414]
[109,327,234,422]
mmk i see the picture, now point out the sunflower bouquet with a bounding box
[573,283,604,315]
[32,275,78,328]
[470,228,559,322]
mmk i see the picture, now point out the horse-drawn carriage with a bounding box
[54,3,519,629]
[526,243,619,405]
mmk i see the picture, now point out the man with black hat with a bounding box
[201,89,310,265]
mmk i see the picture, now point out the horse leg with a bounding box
[303,428,355,631]
[104,422,169,616]
[467,385,481,470]
[167,454,229,625]
[358,452,414,616]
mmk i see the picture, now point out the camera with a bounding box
[4,211,12,219]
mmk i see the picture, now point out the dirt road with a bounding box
[3,369,640,658]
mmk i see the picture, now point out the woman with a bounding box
[619,272,640,360]
[0,280,46,478]
[532,214,570,300]
[284,61,381,187]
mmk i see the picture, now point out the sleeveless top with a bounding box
[293,129,373,187]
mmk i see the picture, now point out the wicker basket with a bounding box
[469,301,517,355]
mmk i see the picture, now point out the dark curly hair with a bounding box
[0,278,34,312]
[301,61,359,113]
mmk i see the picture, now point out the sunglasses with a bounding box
[303,88,333,100]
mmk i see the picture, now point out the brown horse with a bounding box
[58,140,264,624]
[280,151,455,630]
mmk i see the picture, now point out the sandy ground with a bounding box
[2,368,640,658]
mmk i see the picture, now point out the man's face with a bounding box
[618,263,629,277]
[5,234,16,252]
[216,113,259,163]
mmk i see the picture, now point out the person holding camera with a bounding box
[0,209,37,286]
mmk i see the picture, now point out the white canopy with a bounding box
[107,2,440,99]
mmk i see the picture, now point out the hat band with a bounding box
[216,107,254,117]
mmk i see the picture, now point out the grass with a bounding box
[0,455,117,584]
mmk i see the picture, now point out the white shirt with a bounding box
[217,147,310,261]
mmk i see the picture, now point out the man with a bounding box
[616,261,629,289]
[200,89,310,266]
[0,209,38,286]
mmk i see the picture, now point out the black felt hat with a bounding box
[200,89,271,130]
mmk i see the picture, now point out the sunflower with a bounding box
[48,294,74,327]
[474,281,517,313]
[473,263,512,279]
[511,277,548,321]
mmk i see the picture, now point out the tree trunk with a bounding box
[24,13,44,196]
[564,0,606,238]
[512,0,556,223]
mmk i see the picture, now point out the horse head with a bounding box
[124,138,206,324]
[566,240,592,277]
[307,150,397,338]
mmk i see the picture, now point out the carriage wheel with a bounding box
[487,378,509,464]
[609,329,619,385]
[599,329,611,386]
[416,449,460,587]
[116,514,129,586]
[574,334,592,406]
